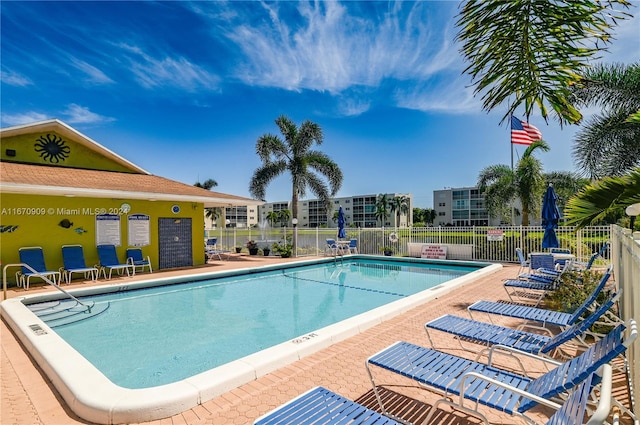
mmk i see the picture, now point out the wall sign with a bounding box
[96,214,121,246]
[171,205,180,214]
[128,214,150,246]
[421,244,447,260]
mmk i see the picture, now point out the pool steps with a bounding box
[27,299,110,328]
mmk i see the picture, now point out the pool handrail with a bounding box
[3,263,93,312]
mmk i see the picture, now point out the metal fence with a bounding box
[207,225,611,265]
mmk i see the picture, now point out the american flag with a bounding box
[511,116,542,145]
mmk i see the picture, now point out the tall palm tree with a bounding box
[374,194,391,227]
[250,115,342,252]
[478,140,549,225]
[390,195,409,227]
[456,0,631,125]
[565,167,640,229]
[570,62,640,178]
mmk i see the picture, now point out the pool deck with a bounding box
[1,254,634,425]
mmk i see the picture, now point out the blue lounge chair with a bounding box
[573,242,609,271]
[348,238,358,254]
[126,248,153,273]
[366,320,636,425]
[503,260,573,306]
[205,238,231,261]
[325,238,347,256]
[97,244,135,279]
[61,244,99,284]
[516,247,530,275]
[469,266,612,328]
[425,291,620,358]
[16,246,61,289]
[254,386,401,425]
[254,367,613,425]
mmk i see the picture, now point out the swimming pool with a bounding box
[1,256,500,424]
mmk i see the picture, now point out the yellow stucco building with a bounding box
[0,120,259,284]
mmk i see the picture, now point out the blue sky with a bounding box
[2,1,639,208]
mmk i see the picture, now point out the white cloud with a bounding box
[1,70,33,87]
[1,111,49,126]
[119,43,220,92]
[62,104,115,124]
[221,1,460,94]
[69,57,114,84]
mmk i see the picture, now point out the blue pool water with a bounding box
[28,258,480,389]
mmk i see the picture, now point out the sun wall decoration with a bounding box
[34,133,71,163]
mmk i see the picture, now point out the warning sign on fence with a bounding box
[487,229,504,241]
[421,244,447,259]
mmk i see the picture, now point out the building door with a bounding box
[158,217,192,270]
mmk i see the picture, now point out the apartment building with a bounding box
[433,187,529,226]
[259,193,413,228]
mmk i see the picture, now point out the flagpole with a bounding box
[510,116,515,225]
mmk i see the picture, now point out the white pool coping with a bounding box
[1,256,502,424]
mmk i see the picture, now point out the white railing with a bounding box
[208,226,611,264]
[611,225,640,417]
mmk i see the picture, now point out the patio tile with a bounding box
[1,258,634,425]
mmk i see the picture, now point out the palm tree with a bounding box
[194,179,220,226]
[478,140,549,225]
[390,195,409,228]
[249,115,343,251]
[194,179,218,190]
[543,171,590,220]
[278,209,291,227]
[565,167,640,229]
[266,211,280,227]
[570,62,640,178]
[374,194,391,227]
[424,208,436,226]
[456,0,631,125]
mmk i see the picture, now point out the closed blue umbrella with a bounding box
[541,184,560,249]
[337,206,346,239]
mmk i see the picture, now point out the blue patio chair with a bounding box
[366,319,636,425]
[61,244,99,284]
[504,261,572,306]
[254,366,612,425]
[16,246,61,289]
[425,291,620,358]
[126,248,153,273]
[348,238,358,254]
[469,266,613,328]
[97,244,135,279]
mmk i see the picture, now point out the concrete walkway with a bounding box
[1,256,633,425]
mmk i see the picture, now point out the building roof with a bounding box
[1,119,149,174]
[0,119,261,207]
[1,162,260,207]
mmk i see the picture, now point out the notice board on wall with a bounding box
[128,214,150,246]
[96,214,121,246]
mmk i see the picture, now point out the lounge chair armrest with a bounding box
[459,371,562,411]
[487,344,562,368]
[514,323,554,336]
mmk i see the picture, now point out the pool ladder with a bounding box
[2,263,93,313]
